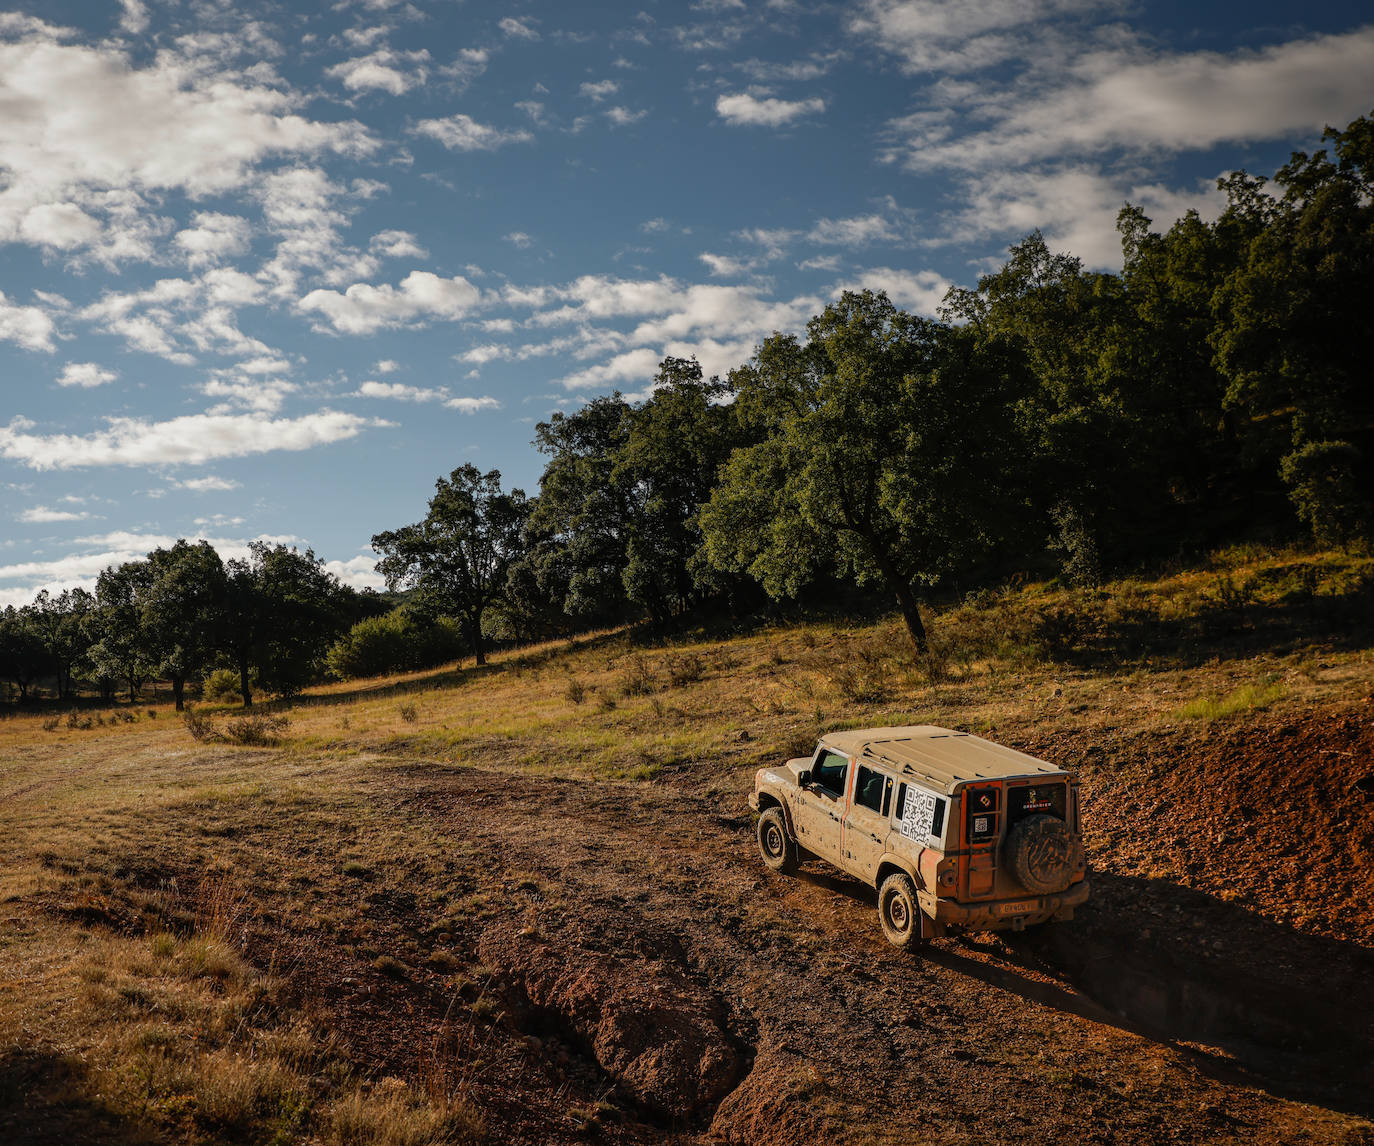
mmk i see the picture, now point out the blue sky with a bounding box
[1,0,1371,605]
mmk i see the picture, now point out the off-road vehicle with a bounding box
[748,726,1089,949]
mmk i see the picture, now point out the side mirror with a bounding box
[797,769,811,787]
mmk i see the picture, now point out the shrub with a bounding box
[563,678,587,705]
[665,652,705,686]
[398,702,418,723]
[1281,440,1371,548]
[326,611,465,680]
[222,713,289,746]
[617,654,658,697]
[202,669,242,704]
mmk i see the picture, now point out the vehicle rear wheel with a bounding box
[756,807,798,875]
[878,872,928,951]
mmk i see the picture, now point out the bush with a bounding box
[326,611,465,680]
[202,669,242,704]
[1280,440,1371,548]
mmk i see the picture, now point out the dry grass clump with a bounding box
[326,1078,485,1146]
[616,654,659,697]
[183,707,289,745]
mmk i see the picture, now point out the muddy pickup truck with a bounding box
[749,726,1089,949]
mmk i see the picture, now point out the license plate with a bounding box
[996,899,1038,915]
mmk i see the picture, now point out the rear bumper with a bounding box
[932,877,1090,932]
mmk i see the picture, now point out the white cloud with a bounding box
[946,166,1226,267]
[18,505,90,523]
[443,47,489,89]
[57,362,117,388]
[201,377,297,414]
[580,79,619,101]
[716,92,825,127]
[499,17,540,40]
[326,48,430,96]
[355,380,447,402]
[0,410,388,470]
[0,291,56,351]
[177,475,241,492]
[698,252,756,277]
[605,106,649,127]
[897,27,1374,171]
[324,554,386,591]
[848,0,1118,75]
[299,271,482,334]
[829,267,951,315]
[369,229,427,258]
[0,19,375,258]
[118,0,150,36]
[560,347,663,390]
[444,395,502,413]
[172,211,252,267]
[807,213,899,245]
[411,114,534,151]
[374,358,400,373]
[504,231,533,248]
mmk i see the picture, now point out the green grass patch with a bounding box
[1174,679,1287,722]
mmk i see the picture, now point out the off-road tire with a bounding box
[1006,813,1075,895]
[757,807,798,875]
[878,872,927,951]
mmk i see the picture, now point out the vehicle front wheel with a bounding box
[756,807,798,875]
[878,872,928,951]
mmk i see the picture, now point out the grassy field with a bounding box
[3,543,1373,1145]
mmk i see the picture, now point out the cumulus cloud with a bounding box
[0,410,388,470]
[499,17,540,40]
[369,229,427,258]
[177,475,241,492]
[828,267,952,315]
[807,213,900,245]
[444,395,501,413]
[0,291,56,351]
[411,114,534,151]
[355,380,448,402]
[299,271,482,334]
[18,505,90,523]
[173,211,253,267]
[0,18,375,258]
[605,106,649,127]
[912,28,1374,172]
[57,362,117,388]
[716,92,825,127]
[580,79,619,101]
[326,48,430,95]
[849,0,1118,75]
[323,554,386,591]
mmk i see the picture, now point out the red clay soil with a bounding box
[7,702,1374,1145]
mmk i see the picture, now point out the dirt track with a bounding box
[4,703,1374,1144]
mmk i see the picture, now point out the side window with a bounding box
[812,750,849,797]
[855,766,885,813]
[895,782,948,842]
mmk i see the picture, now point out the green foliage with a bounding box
[202,668,244,704]
[701,290,1034,648]
[325,611,465,680]
[1280,440,1370,549]
[372,465,530,667]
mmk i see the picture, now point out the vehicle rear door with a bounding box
[841,764,893,882]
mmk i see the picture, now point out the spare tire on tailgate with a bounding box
[1006,813,1076,895]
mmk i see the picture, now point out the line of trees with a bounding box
[4,113,1370,698]
[0,541,380,708]
[379,113,1374,658]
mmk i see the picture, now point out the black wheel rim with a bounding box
[887,894,909,932]
[763,823,783,858]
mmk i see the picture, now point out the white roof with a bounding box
[821,726,1064,794]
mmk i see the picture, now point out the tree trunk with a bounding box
[172,676,185,712]
[469,613,486,666]
[237,655,253,708]
[890,578,928,652]
[860,534,929,651]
